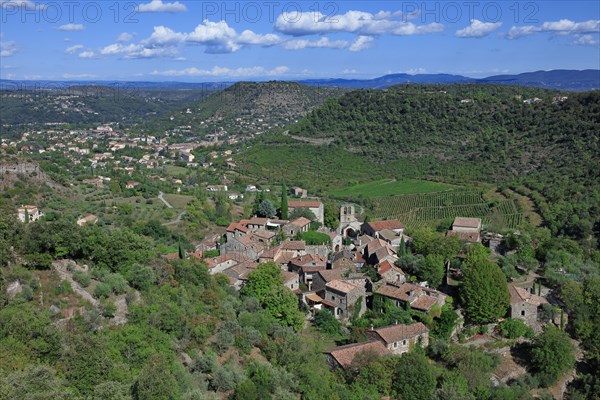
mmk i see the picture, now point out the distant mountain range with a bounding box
[1,69,598,92]
[299,70,600,91]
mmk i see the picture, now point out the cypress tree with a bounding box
[280,185,288,220]
[178,242,185,259]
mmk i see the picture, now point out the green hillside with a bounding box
[287,84,600,243]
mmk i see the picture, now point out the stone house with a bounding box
[322,279,367,321]
[324,341,390,370]
[375,283,446,313]
[377,260,406,285]
[508,283,548,328]
[282,217,311,237]
[366,322,429,355]
[288,254,327,289]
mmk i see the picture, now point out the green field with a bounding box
[328,179,457,197]
[371,190,523,230]
[163,194,194,209]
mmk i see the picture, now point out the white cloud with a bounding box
[0,36,17,57]
[62,73,96,79]
[136,0,187,13]
[283,37,349,50]
[101,20,284,57]
[65,44,84,54]
[349,35,374,51]
[0,0,45,10]
[274,9,443,36]
[150,65,289,77]
[341,69,358,75]
[56,23,85,31]
[117,32,136,42]
[507,19,600,39]
[456,19,502,38]
[143,26,187,46]
[405,68,427,74]
[79,51,96,59]
[571,34,599,46]
[100,43,177,59]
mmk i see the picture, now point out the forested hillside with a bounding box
[289,85,600,244]
[144,81,349,136]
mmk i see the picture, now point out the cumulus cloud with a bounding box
[507,19,600,39]
[117,32,136,42]
[274,9,443,36]
[100,20,284,58]
[56,23,85,31]
[136,0,187,13]
[65,44,84,54]
[571,34,599,46]
[456,20,502,38]
[283,37,348,50]
[150,65,289,77]
[349,35,374,51]
[78,51,96,59]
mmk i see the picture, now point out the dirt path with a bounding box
[158,191,174,208]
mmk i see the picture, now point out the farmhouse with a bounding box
[446,217,482,243]
[362,219,405,237]
[324,341,390,370]
[76,214,98,227]
[366,322,429,355]
[508,283,549,329]
[17,205,43,223]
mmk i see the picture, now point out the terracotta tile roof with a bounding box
[446,230,481,242]
[371,322,429,345]
[281,240,306,250]
[289,254,327,268]
[365,220,405,232]
[254,229,275,239]
[282,271,299,283]
[378,260,394,274]
[288,201,322,209]
[317,269,347,283]
[375,283,444,311]
[226,222,248,233]
[326,279,360,295]
[452,217,482,229]
[247,217,269,225]
[305,293,323,302]
[509,284,548,306]
[290,217,312,227]
[410,296,438,311]
[325,341,390,369]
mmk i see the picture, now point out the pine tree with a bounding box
[280,185,288,220]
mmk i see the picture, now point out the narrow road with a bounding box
[158,192,173,209]
[52,260,99,307]
[163,211,186,226]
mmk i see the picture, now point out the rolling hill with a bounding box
[285,84,600,241]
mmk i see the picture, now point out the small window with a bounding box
[331,295,335,301]
[403,340,407,346]
[393,342,398,348]
[521,310,526,316]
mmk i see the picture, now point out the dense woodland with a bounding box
[289,85,600,247]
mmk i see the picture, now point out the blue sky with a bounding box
[1,0,599,81]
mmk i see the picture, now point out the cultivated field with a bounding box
[329,179,456,197]
[371,190,524,230]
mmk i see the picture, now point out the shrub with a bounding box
[105,273,127,294]
[73,271,91,288]
[498,318,534,339]
[94,283,112,299]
